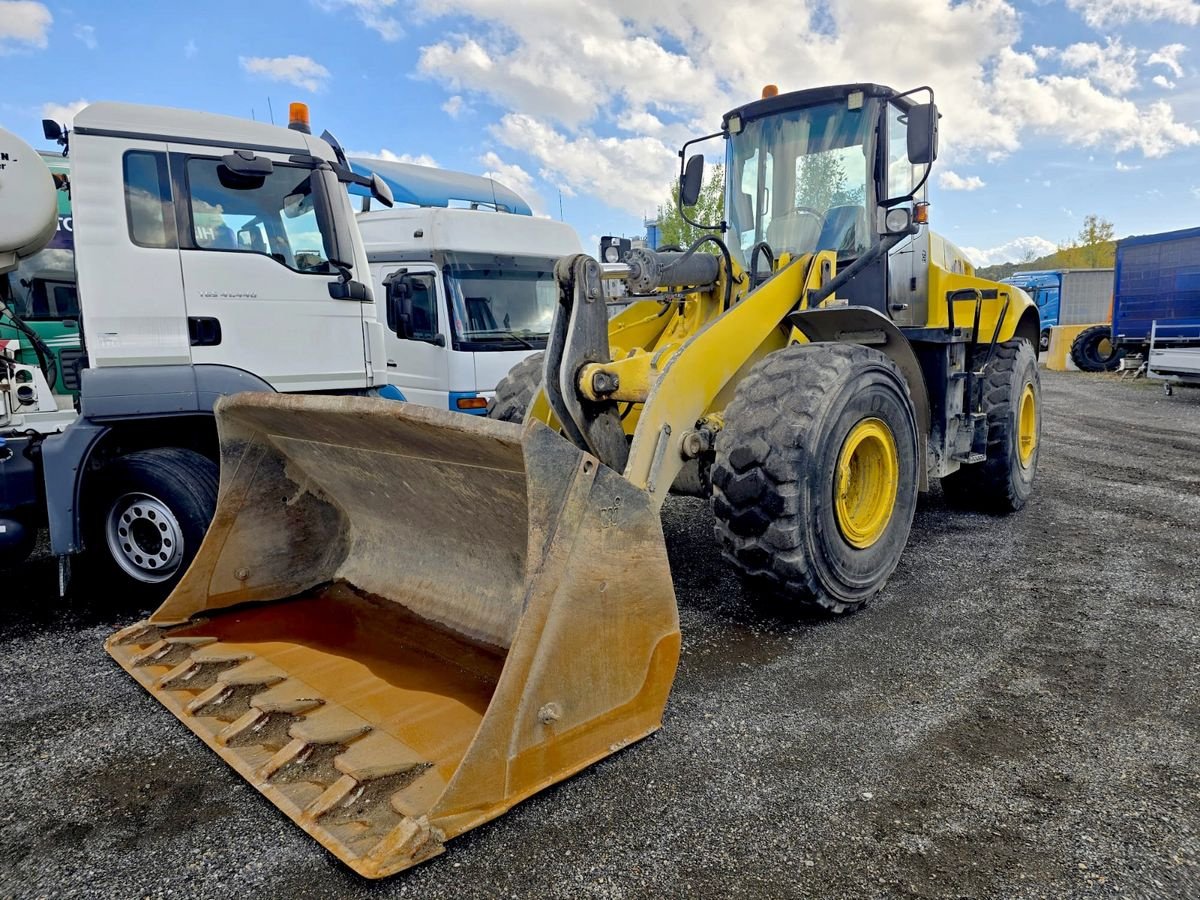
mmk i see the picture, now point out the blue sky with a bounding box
[1,0,1198,265]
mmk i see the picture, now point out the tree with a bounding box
[1055,214,1116,268]
[657,164,725,251]
[796,150,863,212]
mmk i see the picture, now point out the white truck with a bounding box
[0,102,395,592]
[350,157,581,414]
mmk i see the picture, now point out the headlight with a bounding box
[885,208,912,234]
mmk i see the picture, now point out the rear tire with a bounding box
[487,352,545,423]
[1070,325,1124,372]
[711,343,920,615]
[1039,329,1051,352]
[86,448,219,601]
[942,340,1040,512]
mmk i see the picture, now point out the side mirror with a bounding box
[370,173,394,208]
[680,154,704,207]
[42,120,63,142]
[907,102,939,166]
[384,270,413,337]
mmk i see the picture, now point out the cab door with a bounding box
[374,262,450,408]
[171,147,369,393]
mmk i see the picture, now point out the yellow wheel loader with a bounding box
[107,83,1041,877]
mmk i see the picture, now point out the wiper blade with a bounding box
[466,329,540,349]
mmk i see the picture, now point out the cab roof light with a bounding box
[288,102,311,134]
[761,84,779,99]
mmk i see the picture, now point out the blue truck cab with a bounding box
[1002,271,1061,349]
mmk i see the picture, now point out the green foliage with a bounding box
[657,164,725,252]
[795,151,864,212]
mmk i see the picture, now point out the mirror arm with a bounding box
[676,130,727,232]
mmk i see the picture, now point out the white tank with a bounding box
[0,128,57,275]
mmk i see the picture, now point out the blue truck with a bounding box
[1002,268,1113,351]
[1112,226,1200,354]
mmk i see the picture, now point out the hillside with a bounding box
[975,240,1118,282]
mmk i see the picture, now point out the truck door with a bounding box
[170,147,369,393]
[374,262,449,407]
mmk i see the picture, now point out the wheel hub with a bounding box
[835,418,899,550]
[105,492,186,584]
[1017,383,1038,467]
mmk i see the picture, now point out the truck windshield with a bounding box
[443,252,558,349]
[726,99,873,269]
[1,249,79,321]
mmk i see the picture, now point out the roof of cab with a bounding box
[349,156,532,216]
[71,102,323,155]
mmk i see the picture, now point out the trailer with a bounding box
[1001,268,1113,350]
[1113,226,1200,355]
[1146,319,1200,395]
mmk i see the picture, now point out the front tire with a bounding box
[487,352,545,423]
[87,448,219,600]
[711,343,921,615]
[942,340,1040,512]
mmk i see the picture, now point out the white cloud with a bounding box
[406,0,1199,217]
[351,148,439,167]
[1058,38,1139,94]
[1147,43,1187,77]
[41,99,88,128]
[184,39,198,59]
[1152,74,1177,88]
[491,112,677,217]
[442,95,465,118]
[239,55,331,92]
[938,170,987,191]
[312,0,402,40]
[962,235,1058,267]
[1066,0,1200,27]
[72,23,96,49]
[0,1,52,52]
[1115,160,1142,170]
[479,151,545,212]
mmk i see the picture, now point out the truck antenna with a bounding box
[267,97,275,125]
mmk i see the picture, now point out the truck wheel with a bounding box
[1070,325,1124,372]
[1040,328,1051,352]
[89,448,219,598]
[487,352,545,422]
[942,340,1040,513]
[711,343,920,615]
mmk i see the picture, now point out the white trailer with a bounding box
[0,103,393,592]
[357,206,581,413]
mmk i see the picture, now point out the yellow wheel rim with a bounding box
[1017,383,1038,467]
[835,418,899,550]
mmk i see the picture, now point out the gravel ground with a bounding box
[1,370,1197,899]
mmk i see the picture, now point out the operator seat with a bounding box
[766,209,823,258]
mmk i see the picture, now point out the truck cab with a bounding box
[1,103,390,592]
[355,176,581,414]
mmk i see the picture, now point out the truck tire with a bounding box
[88,448,219,600]
[1039,328,1051,352]
[1070,324,1124,372]
[942,340,1040,513]
[711,343,920,615]
[487,352,545,423]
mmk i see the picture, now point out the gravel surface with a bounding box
[1,370,1197,899]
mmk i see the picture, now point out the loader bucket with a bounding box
[105,393,680,878]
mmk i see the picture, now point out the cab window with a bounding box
[184,158,333,274]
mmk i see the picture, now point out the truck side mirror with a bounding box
[370,173,394,208]
[680,154,704,207]
[907,102,939,165]
[384,270,413,338]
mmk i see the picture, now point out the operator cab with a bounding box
[682,83,937,318]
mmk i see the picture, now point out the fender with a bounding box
[789,306,932,491]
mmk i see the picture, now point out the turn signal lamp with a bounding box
[455,396,488,411]
[914,201,930,225]
[761,84,779,99]
[288,102,311,134]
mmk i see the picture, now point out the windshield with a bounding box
[726,99,873,269]
[1,248,78,321]
[443,252,558,348]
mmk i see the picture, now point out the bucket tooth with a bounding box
[110,620,190,647]
[131,636,217,669]
[219,688,325,748]
[186,671,286,719]
[156,647,251,691]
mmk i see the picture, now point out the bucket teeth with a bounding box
[156,649,251,691]
[109,619,190,647]
[131,636,217,668]
[218,687,325,747]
